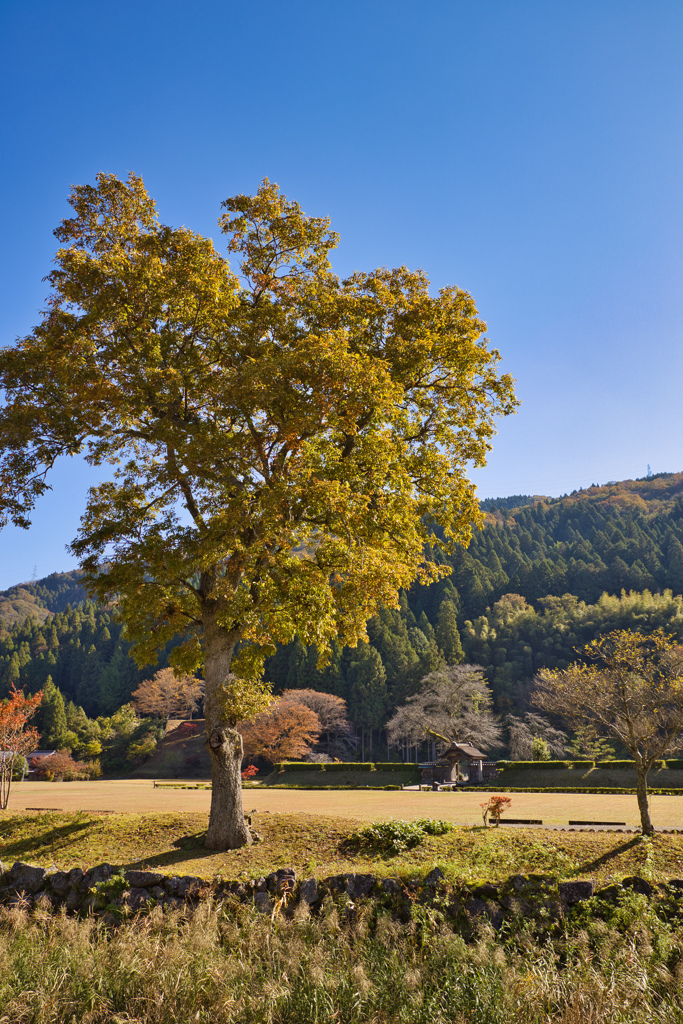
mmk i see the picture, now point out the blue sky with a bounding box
[1,0,682,587]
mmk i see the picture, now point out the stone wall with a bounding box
[2,860,682,933]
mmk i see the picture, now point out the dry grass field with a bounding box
[5,777,683,827]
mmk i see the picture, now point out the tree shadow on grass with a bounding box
[120,832,219,871]
[574,836,642,874]
[0,818,92,861]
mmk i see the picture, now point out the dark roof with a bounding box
[441,742,487,760]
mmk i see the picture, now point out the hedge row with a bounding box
[496,760,595,771]
[473,786,683,795]
[495,759,683,773]
[595,759,683,770]
[261,784,403,790]
[273,762,419,773]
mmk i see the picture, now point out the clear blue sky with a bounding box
[1,0,682,587]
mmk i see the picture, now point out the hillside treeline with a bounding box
[264,588,683,723]
[2,473,683,743]
[415,473,683,625]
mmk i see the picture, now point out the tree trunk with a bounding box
[0,762,10,810]
[635,765,654,835]
[202,611,252,850]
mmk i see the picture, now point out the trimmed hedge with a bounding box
[596,759,673,770]
[473,785,683,795]
[496,760,595,771]
[273,761,418,773]
[496,758,683,773]
[259,784,403,790]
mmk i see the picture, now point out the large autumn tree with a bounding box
[0,173,517,848]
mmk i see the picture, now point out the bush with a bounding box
[347,817,454,855]
[84,759,102,779]
[414,818,453,836]
[348,820,427,855]
[32,750,90,781]
[275,762,325,772]
[324,762,374,772]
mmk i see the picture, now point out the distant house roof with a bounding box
[441,742,487,761]
[27,750,56,759]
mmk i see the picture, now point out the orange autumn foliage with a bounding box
[240,701,321,764]
[0,685,42,808]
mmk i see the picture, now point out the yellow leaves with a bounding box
[1,172,519,723]
[216,673,273,724]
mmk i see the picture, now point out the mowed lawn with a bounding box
[5,778,683,827]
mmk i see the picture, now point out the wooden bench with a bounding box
[568,820,626,826]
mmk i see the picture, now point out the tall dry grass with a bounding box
[0,890,681,1023]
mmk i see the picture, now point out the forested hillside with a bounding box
[0,601,153,715]
[2,471,683,742]
[0,572,87,627]
[416,470,683,625]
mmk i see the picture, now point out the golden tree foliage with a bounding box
[535,629,683,833]
[0,173,517,848]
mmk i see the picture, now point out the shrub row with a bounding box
[260,784,403,790]
[474,786,683,795]
[496,760,595,771]
[595,759,683,770]
[496,759,683,773]
[273,762,418,773]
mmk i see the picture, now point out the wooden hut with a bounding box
[419,741,490,787]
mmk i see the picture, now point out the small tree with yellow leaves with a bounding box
[535,629,683,834]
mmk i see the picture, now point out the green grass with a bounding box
[3,810,683,887]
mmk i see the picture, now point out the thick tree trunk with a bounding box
[202,612,252,851]
[635,766,654,835]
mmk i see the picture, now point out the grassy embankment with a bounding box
[2,809,683,885]
[253,764,683,792]
[258,768,420,789]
